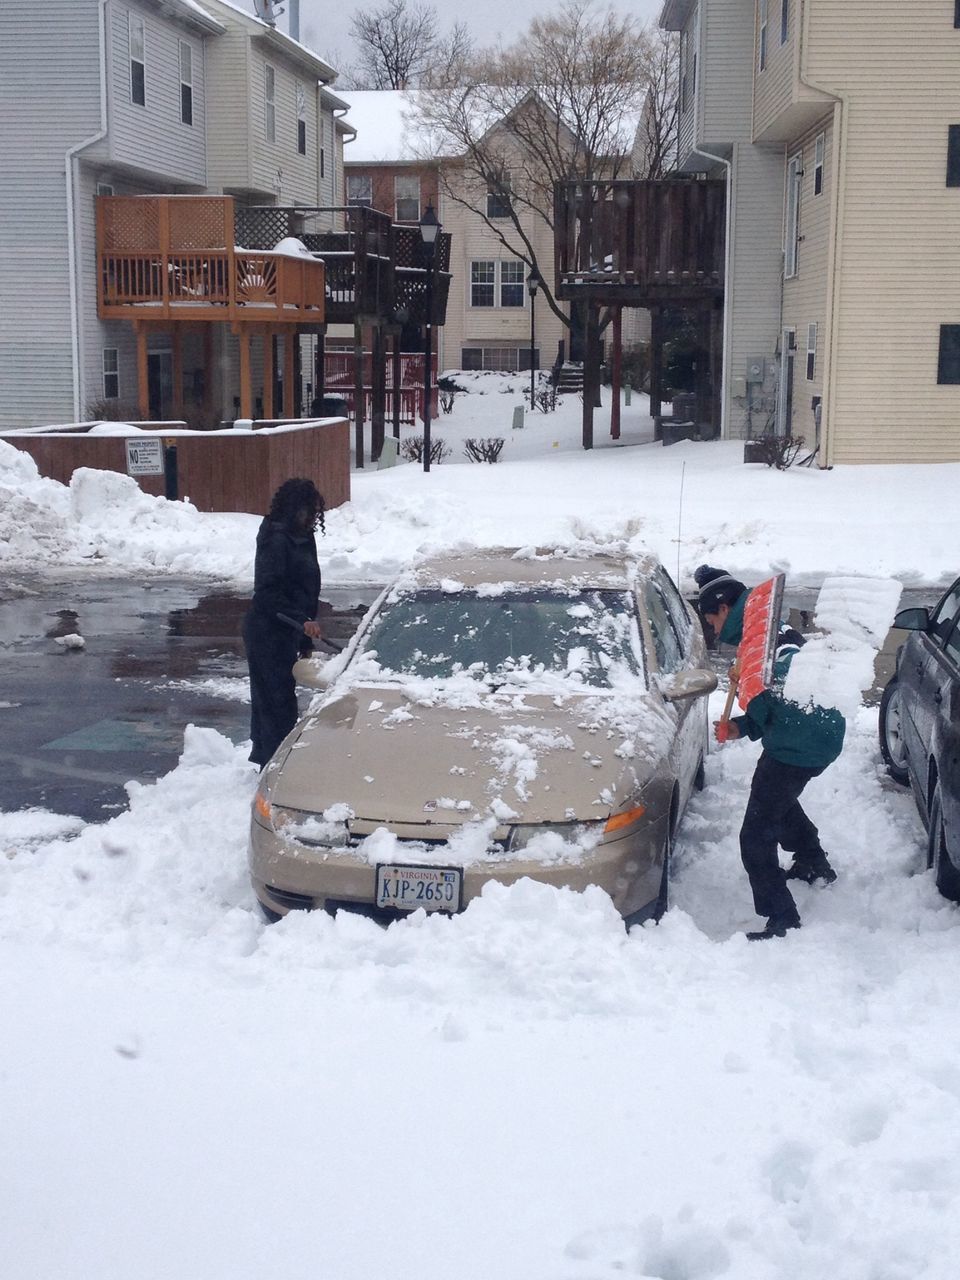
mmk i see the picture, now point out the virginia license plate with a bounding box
[375,864,462,913]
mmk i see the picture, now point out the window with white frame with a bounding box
[264,64,276,143]
[784,151,802,278]
[320,117,326,179]
[461,345,535,372]
[471,261,496,307]
[102,348,119,400]
[129,14,145,106]
[96,182,114,197]
[499,260,525,307]
[470,260,525,308]
[395,174,420,221]
[758,0,768,72]
[680,30,689,112]
[296,81,306,155]
[814,133,825,196]
[806,323,817,380]
[780,0,789,44]
[179,41,193,127]
[347,173,372,206]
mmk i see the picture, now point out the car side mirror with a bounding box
[293,657,333,689]
[892,607,930,632]
[658,668,718,702]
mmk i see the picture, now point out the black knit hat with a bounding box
[694,565,747,616]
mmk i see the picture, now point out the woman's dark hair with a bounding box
[268,477,325,534]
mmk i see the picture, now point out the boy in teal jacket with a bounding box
[697,568,844,940]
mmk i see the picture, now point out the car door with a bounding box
[935,617,960,844]
[642,569,703,809]
[905,579,960,808]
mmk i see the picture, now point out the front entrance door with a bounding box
[147,350,173,420]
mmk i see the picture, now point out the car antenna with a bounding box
[676,460,686,585]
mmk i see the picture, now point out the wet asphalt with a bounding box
[0,575,380,822]
[0,575,930,823]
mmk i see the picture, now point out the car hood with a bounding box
[269,683,674,826]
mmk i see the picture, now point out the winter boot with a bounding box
[784,853,837,885]
[746,908,802,941]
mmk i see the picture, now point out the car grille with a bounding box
[263,883,314,912]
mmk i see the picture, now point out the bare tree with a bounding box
[349,0,472,90]
[413,1,654,331]
[633,28,679,180]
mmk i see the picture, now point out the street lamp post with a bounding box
[419,203,441,473]
[526,271,539,409]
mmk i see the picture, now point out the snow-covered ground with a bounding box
[2,380,959,1279]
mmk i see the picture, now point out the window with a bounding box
[102,348,119,400]
[461,346,535,372]
[780,0,789,44]
[930,583,960,648]
[947,125,960,187]
[937,325,960,383]
[487,174,511,219]
[395,174,420,221]
[347,173,372,206]
[500,260,525,307]
[814,133,825,196]
[470,261,496,307]
[129,14,145,106]
[955,0,960,28]
[296,81,306,155]
[264,64,276,143]
[806,323,817,381]
[758,0,768,71]
[680,30,689,112]
[643,580,683,673]
[319,116,326,179]
[96,182,114,197]
[653,565,693,646]
[784,151,802,278]
[179,41,193,127]
[470,260,525,308]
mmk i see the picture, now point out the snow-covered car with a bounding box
[249,548,717,926]
[879,574,960,901]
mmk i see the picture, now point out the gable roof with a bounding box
[195,0,338,82]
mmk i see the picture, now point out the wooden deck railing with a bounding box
[553,178,726,303]
[97,196,325,323]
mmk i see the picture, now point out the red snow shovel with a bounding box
[715,572,785,741]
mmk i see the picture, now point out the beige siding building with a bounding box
[666,0,960,464]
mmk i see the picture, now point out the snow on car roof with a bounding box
[403,547,648,591]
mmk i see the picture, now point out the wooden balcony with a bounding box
[233,205,451,327]
[98,196,325,324]
[553,178,726,305]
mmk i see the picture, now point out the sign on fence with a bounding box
[125,437,164,476]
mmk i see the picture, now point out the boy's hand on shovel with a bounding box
[714,661,741,744]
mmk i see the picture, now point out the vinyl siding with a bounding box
[0,0,103,427]
[806,0,960,462]
[249,46,319,204]
[725,141,786,438]
[106,0,206,187]
[752,0,795,139]
[204,25,253,193]
[699,0,755,148]
[440,169,564,374]
[780,114,833,438]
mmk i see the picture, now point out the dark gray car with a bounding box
[879,576,960,901]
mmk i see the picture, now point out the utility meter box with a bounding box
[746,356,767,384]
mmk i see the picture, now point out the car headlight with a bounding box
[254,794,352,848]
[505,820,604,852]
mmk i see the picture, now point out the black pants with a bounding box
[740,752,827,919]
[243,612,301,768]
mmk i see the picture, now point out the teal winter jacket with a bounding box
[720,591,845,769]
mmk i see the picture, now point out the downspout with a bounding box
[796,0,846,468]
[688,2,733,438]
[66,0,108,420]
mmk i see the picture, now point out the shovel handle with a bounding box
[716,667,739,743]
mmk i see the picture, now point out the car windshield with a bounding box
[358,588,642,689]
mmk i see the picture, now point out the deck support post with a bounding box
[263,327,275,421]
[611,307,622,440]
[353,318,365,467]
[284,326,296,418]
[171,326,184,420]
[371,324,387,461]
[237,326,252,421]
[135,322,149,420]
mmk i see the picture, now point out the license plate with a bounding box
[375,863,462,913]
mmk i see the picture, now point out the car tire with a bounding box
[929,783,960,903]
[879,679,910,786]
[653,826,672,922]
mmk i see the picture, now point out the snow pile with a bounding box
[785,575,903,717]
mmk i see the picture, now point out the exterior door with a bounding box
[147,350,173,420]
[777,328,795,436]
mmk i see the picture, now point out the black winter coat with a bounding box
[248,518,321,633]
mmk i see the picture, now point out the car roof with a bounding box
[404,547,656,591]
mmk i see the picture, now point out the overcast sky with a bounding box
[243,0,665,79]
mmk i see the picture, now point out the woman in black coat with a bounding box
[243,477,324,768]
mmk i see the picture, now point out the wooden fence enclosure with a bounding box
[1,420,350,515]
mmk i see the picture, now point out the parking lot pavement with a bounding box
[0,576,378,823]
